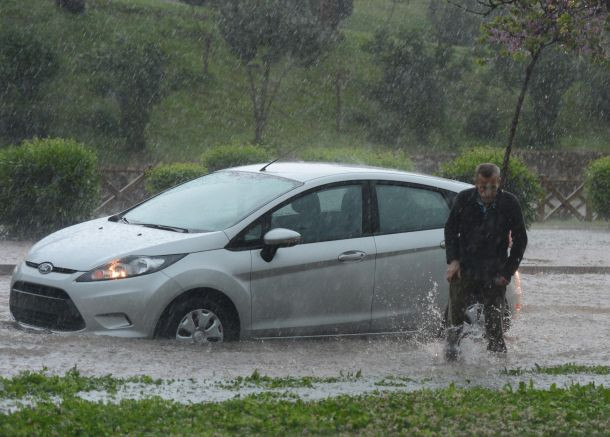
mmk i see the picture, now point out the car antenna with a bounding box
[260,146,299,172]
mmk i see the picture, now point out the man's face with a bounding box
[475,174,500,204]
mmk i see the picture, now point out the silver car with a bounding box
[9,162,520,342]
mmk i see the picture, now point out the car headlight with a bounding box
[76,254,186,282]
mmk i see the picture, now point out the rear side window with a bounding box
[375,184,450,234]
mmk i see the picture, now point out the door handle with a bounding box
[440,240,446,249]
[338,251,366,262]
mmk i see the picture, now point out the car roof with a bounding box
[225,161,472,190]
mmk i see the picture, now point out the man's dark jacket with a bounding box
[444,187,527,283]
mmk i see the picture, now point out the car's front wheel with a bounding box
[157,296,239,343]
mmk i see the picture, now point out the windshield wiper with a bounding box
[137,223,189,233]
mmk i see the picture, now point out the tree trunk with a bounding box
[335,69,344,133]
[501,47,542,188]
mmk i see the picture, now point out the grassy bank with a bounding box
[1,384,608,435]
[1,366,609,435]
[1,0,607,167]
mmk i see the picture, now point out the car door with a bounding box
[247,182,376,337]
[371,181,451,332]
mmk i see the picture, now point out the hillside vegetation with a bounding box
[0,0,607,166]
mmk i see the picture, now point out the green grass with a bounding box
[0,367,160,400]
[1,384,608,435]
[218,369,363,390]
[1,0,606,167]
[503,364,610,376]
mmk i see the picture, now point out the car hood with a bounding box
[27,217,229,271]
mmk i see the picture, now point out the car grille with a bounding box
[25,261,77,275]
[9,281,86,331]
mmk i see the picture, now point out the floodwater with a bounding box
[0,273,608,383]
[1,227,608,404]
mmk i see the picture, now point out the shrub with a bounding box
[439,147,542,227]
[200,143,270,172]
[93,40,165,150]
[0,138,100,239]
[297,146,414,171]
[585,156,610,220]
[0,28,59,143]
[55,0,86,14]
[145,163,207,195]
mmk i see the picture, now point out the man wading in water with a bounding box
[444,163,527,361]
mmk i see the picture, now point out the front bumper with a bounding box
[9,261,182,338]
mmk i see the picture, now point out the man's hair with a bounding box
[474,163,501,180]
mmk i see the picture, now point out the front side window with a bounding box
[124,171,301,232]
[270,184,364,244]
[375,183,450,234]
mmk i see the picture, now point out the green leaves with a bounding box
[0,138,100,239]
[585,156,610,219]
[145,162,208,195]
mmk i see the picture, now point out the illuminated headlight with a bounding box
[76,254,186,282]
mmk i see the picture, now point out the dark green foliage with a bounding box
[364,29,448,143]
[145,162,208,195]
[298,146,414,171]
[214,0,351,143]
[463,88,503,140]
[427,0,481,46]
[55,0,86,14]
[0,138,100,239]
[526,49,574,147]
[0,28,59,144]
[200,143,271,171]
[92,40,166,150]
[585,156,610,219]
[439,147,542,227]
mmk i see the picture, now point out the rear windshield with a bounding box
[123,171,301,232]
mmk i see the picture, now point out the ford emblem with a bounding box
[38,262,53,274]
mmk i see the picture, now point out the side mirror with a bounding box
[260,228,301,262]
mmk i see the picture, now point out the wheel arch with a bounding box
[153,287,241,339]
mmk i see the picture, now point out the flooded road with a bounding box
[0,273,608,382]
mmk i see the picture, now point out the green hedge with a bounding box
[439,147,542,227]
[585,156,610,220]
[297,146,414,171]
[200,143,271,172]
[0,138,99,238]
[145,162,207,195]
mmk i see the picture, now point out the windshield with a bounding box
[123,171,301,232]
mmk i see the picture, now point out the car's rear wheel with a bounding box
[157,296,239,343]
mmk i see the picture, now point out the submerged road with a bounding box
[0,272,608,380]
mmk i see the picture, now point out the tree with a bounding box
[55,0,86,14]
[450,0,608,185]
[364,29,452,143]
[214,0,351,144]
[93,40,166,150]
[0,28,58,144]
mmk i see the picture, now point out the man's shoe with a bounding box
[444,344,459,362]
[487,339,507,353]
[444,326,462,362]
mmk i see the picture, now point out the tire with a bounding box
[156,295,239,343]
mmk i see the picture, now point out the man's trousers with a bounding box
[447,275,507,352]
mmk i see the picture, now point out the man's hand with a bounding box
[493,275,509,286]
[446,260,461,282]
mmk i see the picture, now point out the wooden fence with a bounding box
[95,168,596,222]
[95,167,151,216]
[537,177,595,222]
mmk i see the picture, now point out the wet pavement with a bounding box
[1,227,608,404]
[0,272,608,382]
